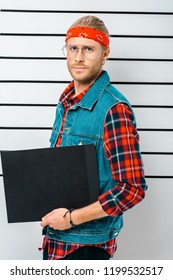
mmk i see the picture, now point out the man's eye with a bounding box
[84,46,94,52]
[69,46,78,52]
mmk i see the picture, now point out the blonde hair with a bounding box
[70,15,110,38]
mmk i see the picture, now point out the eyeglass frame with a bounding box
[61,43,104,58]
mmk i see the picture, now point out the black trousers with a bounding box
[43,245,110,260]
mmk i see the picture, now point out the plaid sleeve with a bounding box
[98,103,147,217]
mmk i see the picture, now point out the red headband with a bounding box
[65,26,110,47]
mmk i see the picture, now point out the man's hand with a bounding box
[40,201,107,230]
[40,208,71,230]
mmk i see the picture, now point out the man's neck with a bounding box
[73,71,103,97]
[73,81,91,97]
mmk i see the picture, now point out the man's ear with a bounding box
[101,47,110,65]
[104,47,110,61]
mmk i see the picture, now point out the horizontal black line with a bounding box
[0,80,173,85]
[138,128,173,132]
[108,58,173,62]
[0,56,65,60]
[0,80,69,84]
[111,35,173,39]
[133,105,173,109]
[0,33,65,37]
[1,9,173,15]
[1,56,173,62]
[1,104,173,109]
[0,103,57,107]
[145,176,173,179]
[141,152,173,155]
[114,82,173,85]
[0,127,52,130]
[1,33,173,39]
[0,127,173,132]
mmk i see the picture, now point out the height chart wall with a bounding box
[0,0,173,259]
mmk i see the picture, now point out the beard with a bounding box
[67,62,102,86]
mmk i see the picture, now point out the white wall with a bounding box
[0,0,173,260]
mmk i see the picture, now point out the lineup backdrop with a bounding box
[0,0,173,260]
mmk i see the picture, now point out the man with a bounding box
[40,15,147,260]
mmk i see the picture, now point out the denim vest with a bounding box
[46,71,136,244]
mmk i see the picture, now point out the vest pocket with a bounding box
[66,134,98,146]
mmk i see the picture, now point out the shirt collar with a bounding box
[60,81,90,109]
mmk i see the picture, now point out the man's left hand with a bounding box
[40,208,71,230]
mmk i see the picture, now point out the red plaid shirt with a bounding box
[40,79,146,259]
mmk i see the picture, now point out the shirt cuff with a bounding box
[98,190,123,217]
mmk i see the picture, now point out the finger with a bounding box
[40,219,49,227]
[41,210,54,220]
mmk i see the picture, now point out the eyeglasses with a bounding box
[62,44,98,58]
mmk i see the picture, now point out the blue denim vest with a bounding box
[46,71,136,244]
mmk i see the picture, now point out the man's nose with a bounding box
[75,48,85,62]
